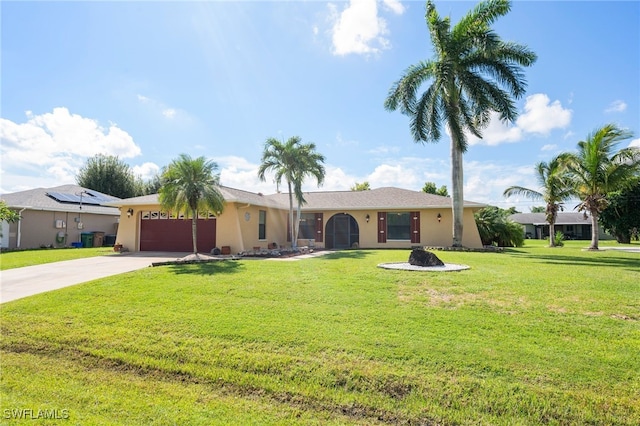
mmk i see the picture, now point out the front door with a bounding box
[325,213,359,249]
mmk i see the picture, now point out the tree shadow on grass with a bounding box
[510,252,640,271]
[165,259,244,276]
[320,250,373,260]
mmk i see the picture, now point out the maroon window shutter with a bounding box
[287,217,291,242]
[410,211,421,244]
[315,213,324,242]
[377,212,387,243]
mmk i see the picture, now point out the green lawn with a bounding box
[1,242,639,424]
[0,247,116,271]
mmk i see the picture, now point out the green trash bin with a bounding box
[80,233,94,248]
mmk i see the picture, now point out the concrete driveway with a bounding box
[1,252,188,304]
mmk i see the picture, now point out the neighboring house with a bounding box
[1,185,121,249]
[107,186,486,253]
[509,212,613,240]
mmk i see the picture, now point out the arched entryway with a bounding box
[325,213,359,249]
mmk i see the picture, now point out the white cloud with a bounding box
[605,100,627,113]
[133,162,161,180]
[334,132,359,147]
[367,164,418,187]
[137,94,187,121]
[215,156,279,194]
[0,108,142,192]
[162,109,177,119]
[629,138,640,148]
[466,94,572,146]
[541,144,558,151]
[465,161,540,209]
[328,0,402,56]
[516,94,572,135]
[367,145,401,155]
[320,165,358,191]
[381,0,405,15]
[467,111,523,146]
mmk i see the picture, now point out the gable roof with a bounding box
[1,184,121,215]
[106,186,485,211]
[509,212,591,226]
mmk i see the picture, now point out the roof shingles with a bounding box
[105,186,485,211]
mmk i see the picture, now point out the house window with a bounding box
[387,212,411,240]
[258,210,266,240]
[298,213,316,239]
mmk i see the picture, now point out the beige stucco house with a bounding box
[107,186,485,253]
[1,185,121,249]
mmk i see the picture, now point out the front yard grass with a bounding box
[1,243,639,424]
[0,247,115,271]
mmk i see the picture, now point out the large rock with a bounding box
[409,249,444,267]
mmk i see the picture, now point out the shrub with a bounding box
[474,206,524,247]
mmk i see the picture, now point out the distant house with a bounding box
[508,212,613,240]
[106,186,486,253]
[1,185,121,249]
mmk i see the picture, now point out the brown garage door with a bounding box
[140,218,217,252]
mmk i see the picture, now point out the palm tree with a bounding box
[159,154,225,256]
[503,155,573,247]
[560,124,640,250]
[258,136,325,248]
[384,0,536,247]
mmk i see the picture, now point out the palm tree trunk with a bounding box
[589,210,599,250]
[287,181,296,249]
[191,208,198,254]
[450,136,464,247]
[295,201,302,244]
[549,222,556,247]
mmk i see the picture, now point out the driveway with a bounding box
[0,252,188,304]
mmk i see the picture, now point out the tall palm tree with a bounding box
[503,155,573,247]
[258,136,325,248]
[384,0,536,247]
[159,154,225,256]
[560,124,639,250]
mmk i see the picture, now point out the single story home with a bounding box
[107,186,486,253]
[508,212,613,240]
[1,185,121,249]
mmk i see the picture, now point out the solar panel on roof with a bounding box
[46,191,112,206]
[46,192,79,203]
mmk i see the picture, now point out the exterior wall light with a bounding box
[437,213,442,222]
[127,208,134,218]
[366,214,370,223]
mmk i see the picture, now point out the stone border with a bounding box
[151,254,240,267]
[377,262,470,272]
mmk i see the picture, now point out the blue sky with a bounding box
[2,0,638,211]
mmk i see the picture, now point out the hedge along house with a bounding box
[108,186,485,253]
[1,185,121,250]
